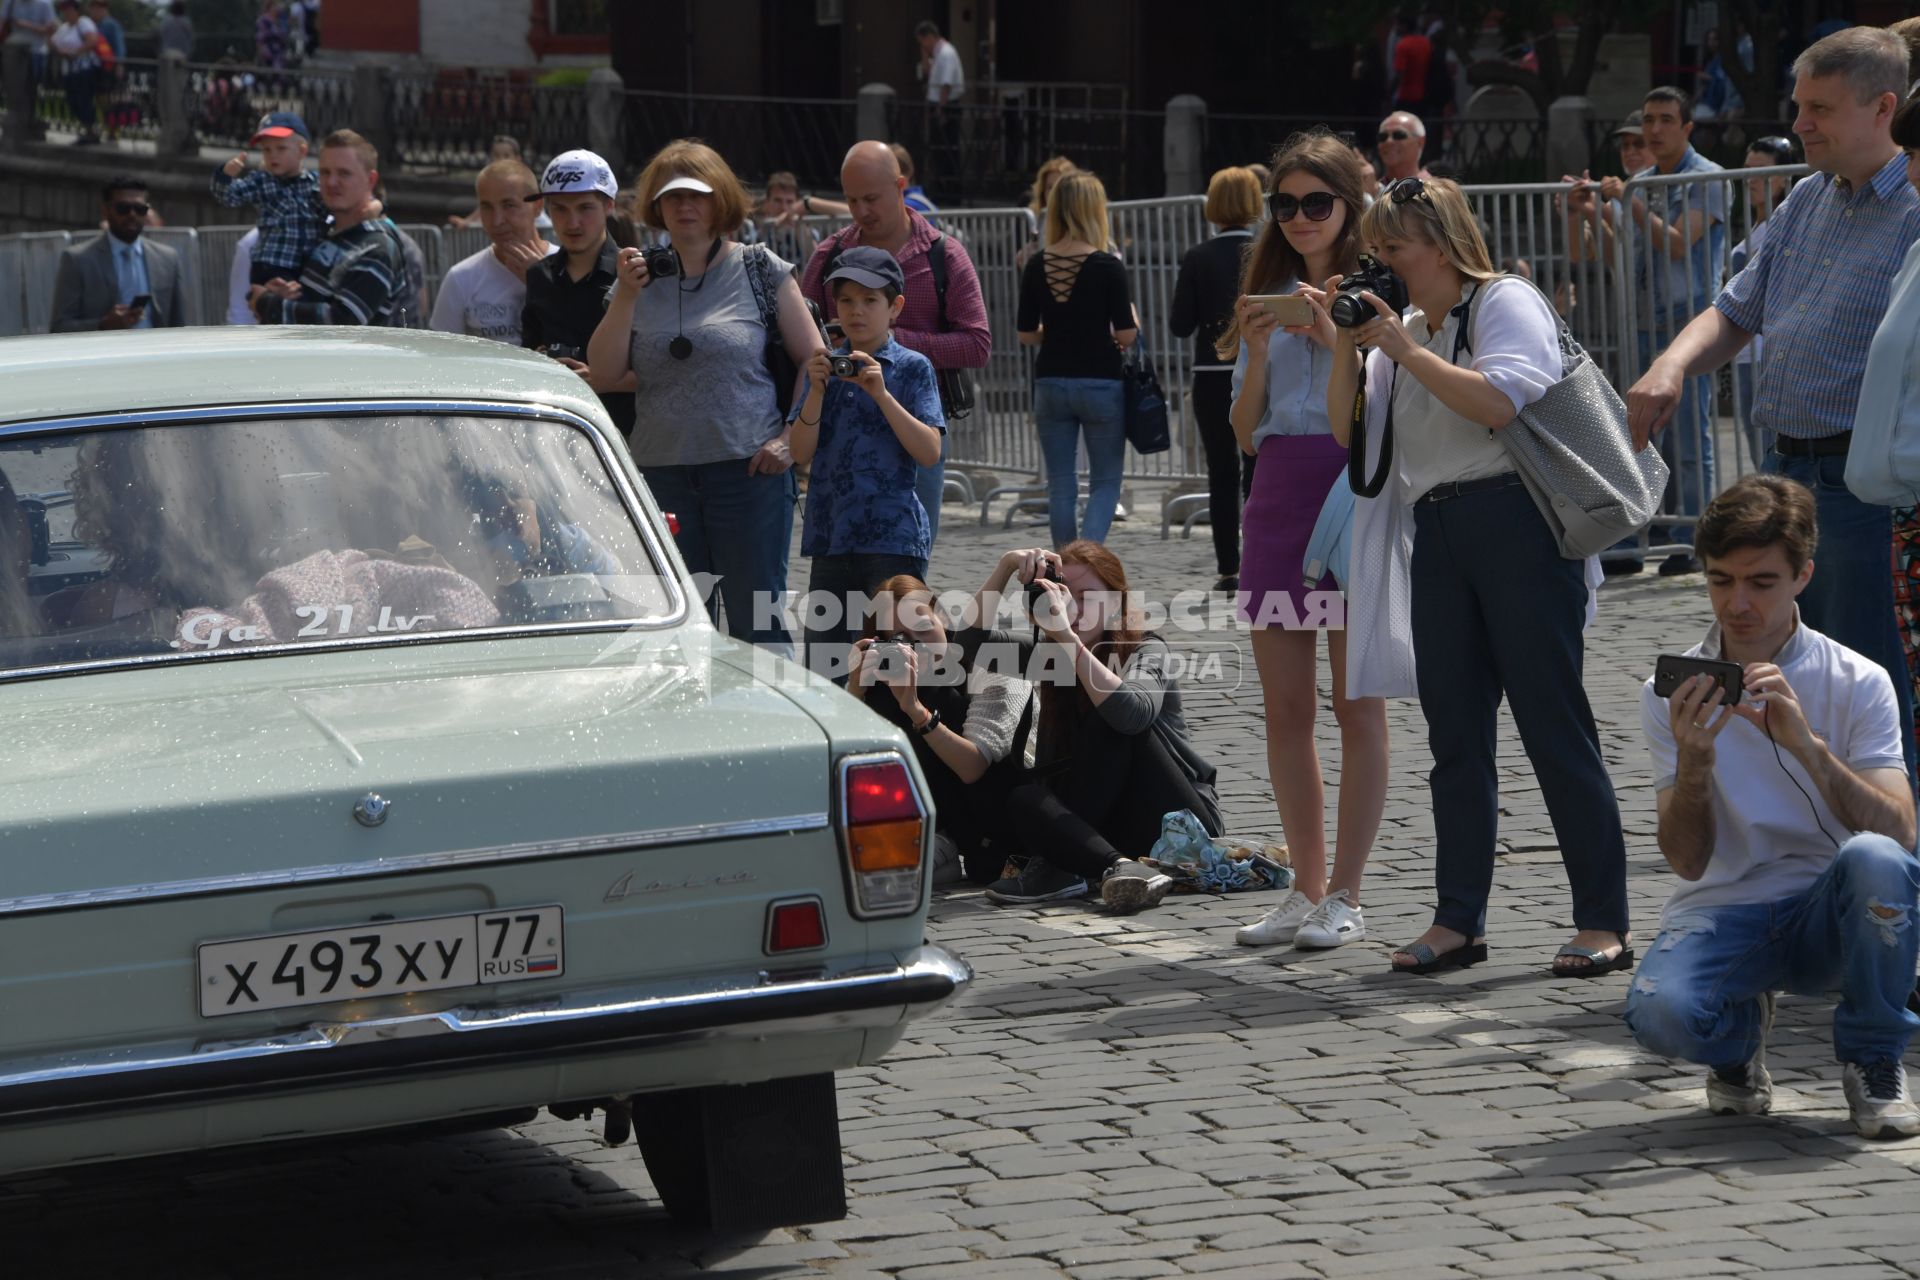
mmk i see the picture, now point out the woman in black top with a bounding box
[1170,167,1262,590]
[1017,171,1138,549]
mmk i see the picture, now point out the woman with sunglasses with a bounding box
[1730,136,1798,471]
[1324,176,1631,979]
[1221,131,1388,953]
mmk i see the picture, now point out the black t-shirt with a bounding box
[521,235,637,437]
[1017,250,1134,381]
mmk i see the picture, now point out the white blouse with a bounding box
[1379,276,1561,502]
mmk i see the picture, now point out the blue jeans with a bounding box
[1626,835,1920,1068]
[1640,316,1714,546]
[803,551,927,684]
[914,432,948,552]
[1412,480,1630,938]
[640,460,796,656]
[1034,376,1125,548]
[1764,448,1917,781]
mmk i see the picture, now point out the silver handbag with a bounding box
[1458,281,1669,560]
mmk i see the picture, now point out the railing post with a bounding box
[1,43,32,152]
[355,63,393,172]
[1163,94,1205,197]
[587,66,625,176]
[158,50,194,157]
[856,82,893,143]
[1548,95,1592,184]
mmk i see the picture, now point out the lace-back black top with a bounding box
[1016,249,1135,381]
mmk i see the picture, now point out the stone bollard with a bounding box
[856,82,893,143]
[1548,95,1593,182]
[587,67,624,177]
[1,43,33,152]
[1164,95,1206,197]
[158,50,193,157]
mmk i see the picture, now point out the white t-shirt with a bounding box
[51,13,96,61]
[1642,614,1905,928]
[228,227,260,326]
[429,242,556,345]
[926,38,964,103]
[1378,275,1560,502]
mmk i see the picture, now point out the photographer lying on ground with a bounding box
[851,574,1035,885]
[957,543,1223,914]
[1625,475,1919,1139]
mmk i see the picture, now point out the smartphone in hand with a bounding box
[129,294,153,311]
[1652,654,1743,705]
[1247,294,1315,327]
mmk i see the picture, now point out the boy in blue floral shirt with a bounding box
[790,245,945,681]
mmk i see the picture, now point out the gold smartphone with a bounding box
[1247,294,1315,327]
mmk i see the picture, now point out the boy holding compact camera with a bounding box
[789,246,946,682]
[1627,475,1919,1139]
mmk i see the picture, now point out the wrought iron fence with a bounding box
[179,60,354,153]
[888,91,1143,205]
[1205,112,1545,184]
[388,69,589,172]
[624,91,856,194]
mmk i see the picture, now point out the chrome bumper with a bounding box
[0,945,971,1124]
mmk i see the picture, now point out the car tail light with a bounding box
[765,898,827,953]
[663,511,681,535]
[837,756,926,917]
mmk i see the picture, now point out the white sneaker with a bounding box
[1706,991,1775,1116]
[1294,889,1367,949]
[1843,1059,1920,1139]
[1235,889,1316,947]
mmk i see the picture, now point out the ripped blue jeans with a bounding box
[1625,834,1920,1069]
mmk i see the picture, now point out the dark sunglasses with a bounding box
[1751,136,1795,161]
[1377,129,1413,143]
[111,201,150,216]
[1387,177,1433,207]
[1269,191,1337,223]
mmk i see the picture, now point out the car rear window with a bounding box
[0,413,675,675]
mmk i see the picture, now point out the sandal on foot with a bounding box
[1552,937,1634,978]
[1390,939,1488,975]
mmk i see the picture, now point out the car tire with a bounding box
[632,1072,848,1231]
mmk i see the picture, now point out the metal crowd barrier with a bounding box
[0,175,1806,542]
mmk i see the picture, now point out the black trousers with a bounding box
[1191,370,1255,577]
[1006,712,1221,880]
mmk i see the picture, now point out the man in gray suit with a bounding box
[52,176,192,331]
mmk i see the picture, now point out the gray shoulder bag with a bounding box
[1453,279,1669,560]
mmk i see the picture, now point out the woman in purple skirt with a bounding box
[1224,130,1388,953]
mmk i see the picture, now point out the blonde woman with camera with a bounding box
[1224,131,1388,954]
[1323,177,1630,979]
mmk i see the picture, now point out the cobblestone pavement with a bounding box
[7,490,1920,1279]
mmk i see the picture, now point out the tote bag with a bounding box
[1122,343,1171,454]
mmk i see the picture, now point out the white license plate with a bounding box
[198,906,565,1018]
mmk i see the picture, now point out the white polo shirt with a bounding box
[1641,611,1904,928]
[429,242,557,346]
[926,38,964,103]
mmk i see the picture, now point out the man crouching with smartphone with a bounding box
[1626,474,1919,1138]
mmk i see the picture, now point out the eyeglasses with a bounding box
[1377,129,1413,143]
[1387,177,1433,207]
[111,201,150,217]
[1269,191,1337,223]
[1751,136,1795,161]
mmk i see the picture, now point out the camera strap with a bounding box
[1347,362,1396,499]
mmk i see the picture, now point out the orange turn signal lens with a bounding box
[848,818,923,871]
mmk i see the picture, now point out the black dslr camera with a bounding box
[639,244,679,280]
[1329,255,1410,328]
[1025,561,1061,610]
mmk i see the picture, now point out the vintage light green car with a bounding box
[0,327,968,1231]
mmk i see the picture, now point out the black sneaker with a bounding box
[983,859,1088,905]
[1100,858,1173,913]
[1658,552,1702,577]
[1212,574,1239,594]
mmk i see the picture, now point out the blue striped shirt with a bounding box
[1714,151,1920,440]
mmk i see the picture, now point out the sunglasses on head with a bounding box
[1378,129,1413,143]
[1387,177,1433,206]
[1751,136,1794,161]
[112,201,150,217]
[1269,191,1337,223]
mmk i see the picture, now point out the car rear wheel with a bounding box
[632,1073,847,1231]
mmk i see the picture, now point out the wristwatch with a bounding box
[913,708,941,737]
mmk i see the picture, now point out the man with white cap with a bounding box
[522,148,635,438]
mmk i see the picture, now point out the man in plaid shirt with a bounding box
[252,130,405,326]
[212,111,324,285]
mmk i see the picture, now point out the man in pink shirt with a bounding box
[802,141,991,550]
